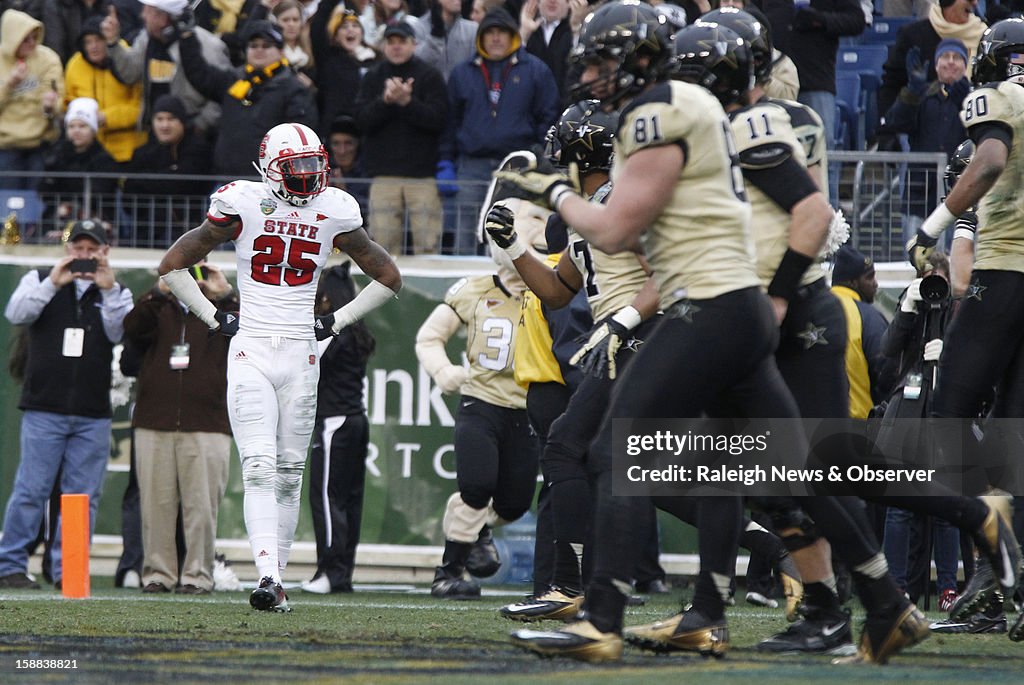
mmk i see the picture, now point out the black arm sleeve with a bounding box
[743,156,820,212]
[969,120,1014,150]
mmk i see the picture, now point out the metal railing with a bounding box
[0,153,950,260]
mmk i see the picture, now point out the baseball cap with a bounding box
[383,22,415,40]
[245,20,285,48]
[67,219,108,245]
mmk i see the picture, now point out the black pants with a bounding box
[308,413,369,590]
[527,381,574,596]
[454,397,539,521]
[584,288,800,631]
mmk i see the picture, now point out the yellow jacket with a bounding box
[832,285,872,419]
[0,10,63,149]
[64,49,146,163]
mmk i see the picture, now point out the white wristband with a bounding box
[331,278,398,334]
[505,239,526,260]
[161,268,218,328]
[920,203,956,240]
[953,228,976,242]
[611,305,642,331]
[550,184,576,212]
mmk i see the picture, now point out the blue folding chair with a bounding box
[837,44,888,143]
[860,16,915,45]
[0,190,44,223]
[835,72,863,149]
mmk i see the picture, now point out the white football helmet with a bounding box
[256,123,329,206]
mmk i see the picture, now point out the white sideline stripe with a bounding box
[0,592,783,618]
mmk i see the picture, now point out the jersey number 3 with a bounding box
[251,235,318,286]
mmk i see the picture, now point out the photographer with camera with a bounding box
[121,260,236,594]
[876,253,963,612]
[0,219,132,590]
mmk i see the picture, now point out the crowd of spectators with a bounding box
[0,0,1011,254]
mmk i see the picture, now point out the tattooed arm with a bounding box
[158,219,239,275]
[157,218,240,332]
[314,229,402,339]
[333,228,403,292]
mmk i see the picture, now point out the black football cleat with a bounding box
[249,576,290,612]
[756,607,854,655]
[500,587,583,622]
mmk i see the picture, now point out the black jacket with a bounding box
[124,287,235,434]
[178,33,318,176]
[354,56,448,178]
[525,19,574,106]
[123,131,213,197]
[756,0,865,94]
[41,138,118,196]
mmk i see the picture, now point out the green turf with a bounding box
[0,584,1021,684]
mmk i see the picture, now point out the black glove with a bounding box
[792,7,826,32]
[213,310,239,336]
[484,204,518,249]
[314,313,337,341]
[907,228,938,273]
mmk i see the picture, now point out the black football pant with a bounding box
[540,316,662,592]
[932,270,1024,492]
[583,288,801,633]
[454,397,539,522]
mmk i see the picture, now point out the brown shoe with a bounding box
[142,582,170,594]
[175,584,211,595]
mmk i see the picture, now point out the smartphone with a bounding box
[189,265,210,281]
[69,258,97,273]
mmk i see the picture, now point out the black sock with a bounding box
[803,581,841,613]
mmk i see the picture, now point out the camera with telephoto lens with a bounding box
[919,273,949,304]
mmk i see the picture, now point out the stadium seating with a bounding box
[837,44,889,145]
[860,16,915,44]
[835,72,864,150]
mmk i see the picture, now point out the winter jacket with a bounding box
[41,137,118,195]
[756,0,866,94]
[108,25,231,135]
[410,12,477,81]
[354,55,447,178]
[0,9,63,149]
[124,287,234,434]
[178,31,318,177]
[64,34,147,163]
[442,46,559,160]
[877,7,986,128]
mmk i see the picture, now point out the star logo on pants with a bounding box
[667,300,700,323]
[797,322,828,350]
[625,336,644,352]
[966,282,987,301]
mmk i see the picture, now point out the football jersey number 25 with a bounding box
[251,235,318,286]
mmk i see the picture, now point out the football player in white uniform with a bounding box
[157,123,401,612]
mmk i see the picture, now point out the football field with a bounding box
[2,584,1023,684]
